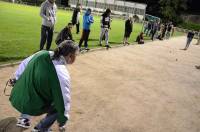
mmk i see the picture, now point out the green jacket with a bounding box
[9,51,68,124]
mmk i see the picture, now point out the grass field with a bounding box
[0,1,183,63]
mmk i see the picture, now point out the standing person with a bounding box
[146,20,153,36]
[196,30,200,45]
[151,21,158,41]
[183,30,195,50]
[143,21,148,34]
[39,0,57,50]
[9,40,79,132]
[78,8,94,51]
[157,23,164,40]
[123,15,133,45]
[71,3,81,34]
[99,8,112,48]
[55,23,73,45]
[161,23,167,39]
[165,22,173,39]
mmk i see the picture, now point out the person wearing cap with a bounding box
[99,8,112,48]
[9,40,79,132]
[39,0,57,50]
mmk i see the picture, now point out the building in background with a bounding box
[69,0,147,20]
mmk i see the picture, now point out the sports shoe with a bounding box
[84,47,90,51]
[16,117,31,129]
[105,45,111,48]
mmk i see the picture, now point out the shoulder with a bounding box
[55,64,70,82]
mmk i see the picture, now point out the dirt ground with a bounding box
[0,36,200,132]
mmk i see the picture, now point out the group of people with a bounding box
[39,1,137,51]
[144,20,174,41]
[7,0,200,131]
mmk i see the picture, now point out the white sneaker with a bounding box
[16,117,31,129]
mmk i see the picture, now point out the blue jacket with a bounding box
[83,10,94,30]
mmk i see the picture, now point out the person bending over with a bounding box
[9,40,79,132]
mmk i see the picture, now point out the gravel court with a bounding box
[0,36,200,132]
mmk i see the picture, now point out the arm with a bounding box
[15,55,34,80]
[40,2,49,20]
[100,16,103,27]
[88,15,94,24]
[52,64,71,126]
[76,12,80,24]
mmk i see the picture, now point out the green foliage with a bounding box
[179,22,200,31]
[159,0,187,24]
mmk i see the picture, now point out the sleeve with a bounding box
[89,15,94,23]
[60,28,65,41]
[15,55,34,80]
[100,16,103,26]
[53,64,71,125]
[40,3,48,20]
[76,12,80,24]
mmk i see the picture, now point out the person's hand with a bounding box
[47,17,51,21]
[59,125,66,132]
[8,78,16,87]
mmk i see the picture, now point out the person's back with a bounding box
[10,41,79,131]
[125,19,133,33]
[10,51,63,115]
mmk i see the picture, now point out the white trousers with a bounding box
[100,28,109,45]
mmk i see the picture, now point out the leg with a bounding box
[99,28,105,45]
[151,31,155,41]
[79,30,85,49]
[123,37,126,45]
[34,107,57,131]
[46,27,54,50]
[76,22,80,34]
[40,25,47,50]
[16,114,31,128]
[185,38,191,50]
[105,29,109,46]
[84,30,90,49]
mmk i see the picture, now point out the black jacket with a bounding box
[101,13,111,28]
[55,27,73,45]
[125,19,133,33]
[71,8,80,25]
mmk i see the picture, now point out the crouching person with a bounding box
[136,32,144,44]
[55,23,73,46]
[9,40,79,132]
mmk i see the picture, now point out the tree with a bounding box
[159,0,187,23]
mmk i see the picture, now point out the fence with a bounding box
[69,0,147,20]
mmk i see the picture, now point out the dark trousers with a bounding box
[151,30,157,40]
[40,25,54,50]
[79,29,90,48]
[76,22,80,34]
[35,105,65,131]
